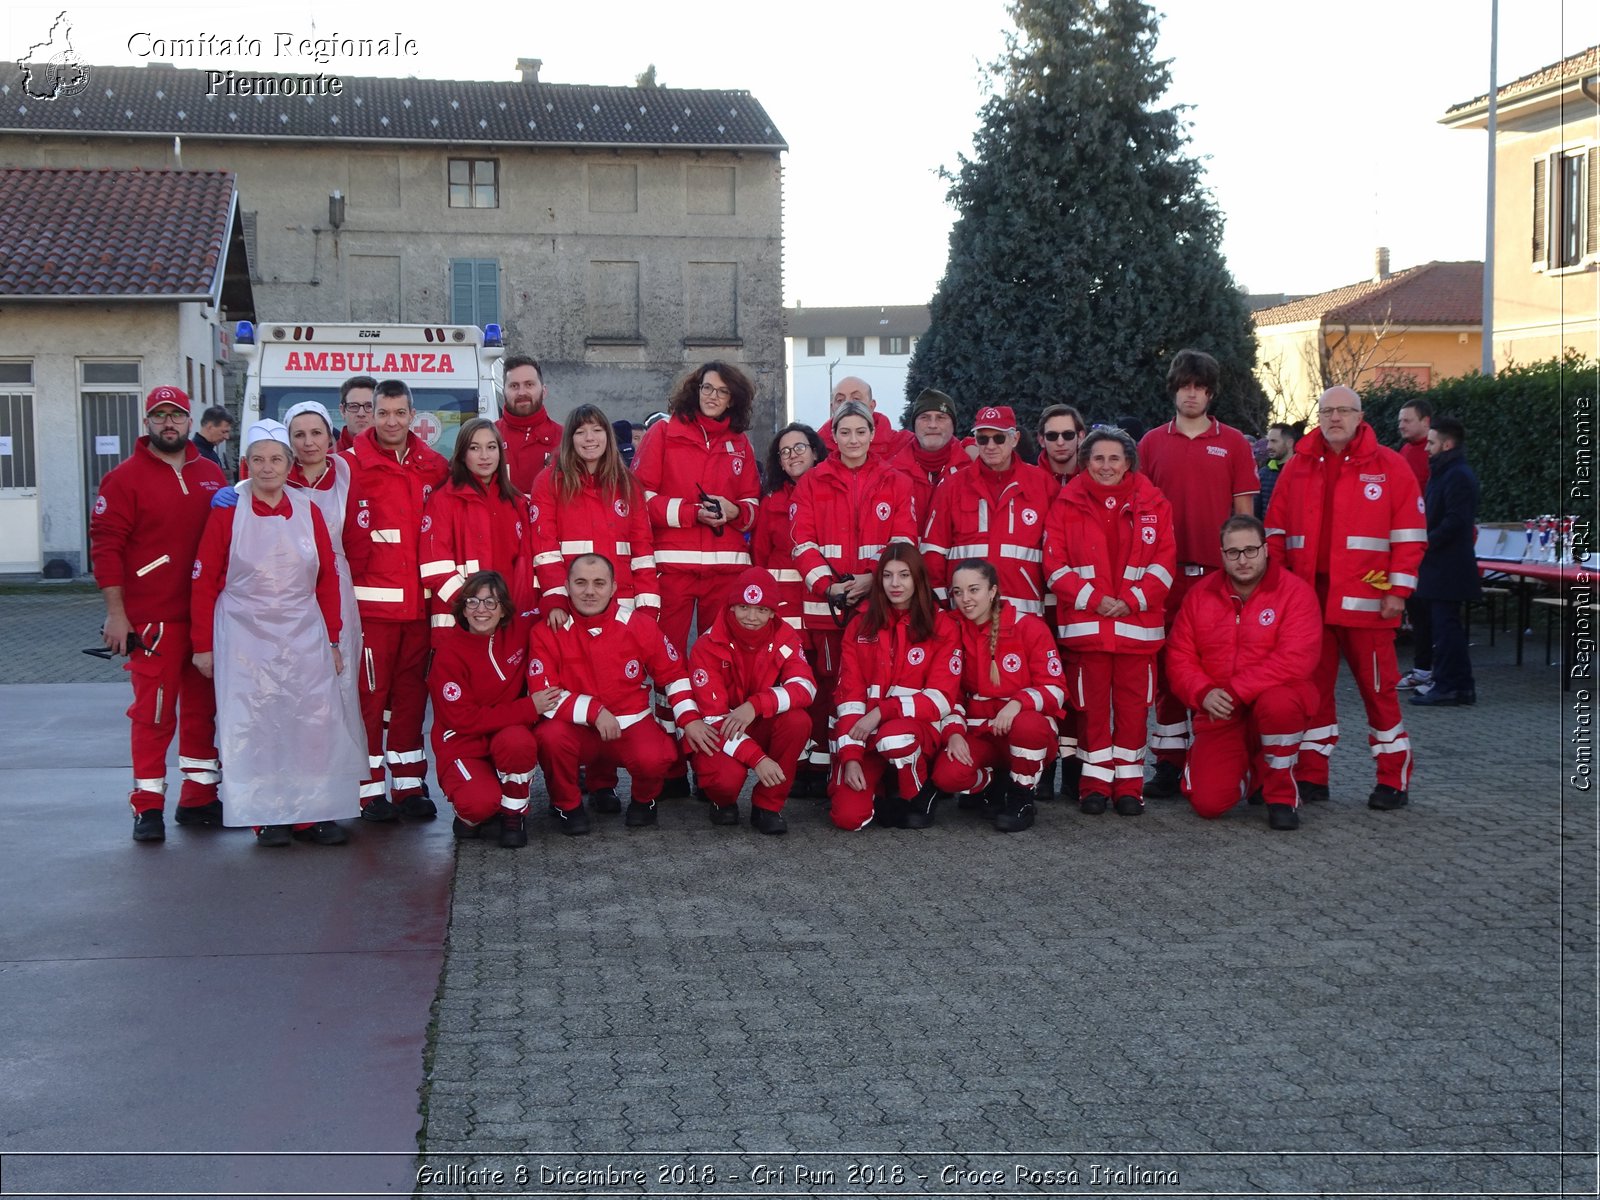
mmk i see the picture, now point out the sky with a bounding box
[8,0,1598,305]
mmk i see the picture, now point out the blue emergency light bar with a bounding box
[483,323,503,347]
[236,320,255,345]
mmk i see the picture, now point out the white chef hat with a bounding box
[242,420,292,452]
[283,400,335,435]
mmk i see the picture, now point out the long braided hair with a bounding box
[952,558,1003,688]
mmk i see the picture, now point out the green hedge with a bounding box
[1358,353,1596,522]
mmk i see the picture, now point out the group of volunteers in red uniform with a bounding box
[93,348,1427,848]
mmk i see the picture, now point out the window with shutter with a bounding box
[448,259,499,326]
[1587,146,1599,258]
[1532,158,1546,265]
[1556,150,1584,267]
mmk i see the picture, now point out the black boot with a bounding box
[874,794,908,828]
[1038,758,1058,802]
[1058,756,1082,805]
[994,781,1037,833]
[902,781,941,829]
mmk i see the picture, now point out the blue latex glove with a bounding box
[211,484,240,509]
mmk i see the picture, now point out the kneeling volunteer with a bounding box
[1164,516,1323,830]
[686,567,817,834]
[528,554,719,833]
[830,545,962,831]
[931,559,1066,832]
[428,570,561,847]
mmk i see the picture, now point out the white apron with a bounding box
[289,458,366,761]
[214,489,368,826]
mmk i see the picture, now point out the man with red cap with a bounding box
[1166,515,1323,830]
[685,567,817,834]
[495,354,561,494]
[920,405,1055,616]
[91,386,228,841]
[1136,349,1260,799]
[1265,385,1425,810]
[529,554,720,833]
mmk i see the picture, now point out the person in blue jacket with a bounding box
[1411,416,1481,707]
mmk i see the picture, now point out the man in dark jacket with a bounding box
[1412,417,1480,707]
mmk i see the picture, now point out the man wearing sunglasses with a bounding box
[1136,349,1260,800]
[1035,405,1087,487]
[921,405,1054,617]
[1166,515,1322,830]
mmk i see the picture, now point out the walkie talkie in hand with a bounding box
[83,627,151,660]
[697,484,725,537]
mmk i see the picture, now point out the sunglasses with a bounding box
[1039,429,1082,442]
[973,432,1010,446]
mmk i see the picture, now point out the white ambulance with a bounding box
[236,321,504,455]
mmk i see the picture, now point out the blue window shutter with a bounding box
[450,260,476,324]
[475,260,499,326]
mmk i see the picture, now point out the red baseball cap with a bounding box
[144,385,191,416]
[972,405,1016,432]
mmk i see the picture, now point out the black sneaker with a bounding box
[993,784,1036,833]
[1267,804,1300,831]
[1037,758,1058,802]
[750,807,788,835]
[709,802,740,826]
[1114,795,1144,817]
[902,781,941,829]
[788,769,823,800]
[255,825,293,847]
[588,788,622,814]
[1078,792,1108,816]
[1297,782,1330,804]
[1246,789,1265,806]
[1367,785,1409,811]
[132,809,165,842]
[361,796,400,823]
[624,800,658,828]
[1144,760,1181,799]
[174,799,224,827]
[874,795,908,828]
[1058,757,1082,805]
[499,811,528,848]
[293,821,349,845]
[553,803,592,836]
[657,775,691,800]
[396,793,438,820]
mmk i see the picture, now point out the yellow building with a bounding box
[1252,258,1483,425]
[1442,45,1599,369]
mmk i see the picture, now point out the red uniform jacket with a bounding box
[921,458,1055,616]
[528,469,660,615]
[497,407,562,495]
[1264,423,1426,628]
[420,481,531,628]
[751,483,806,635]
[687,611,817,769]
[189,494,341,653]
[1165,559,1324,712]
[427,616,540,758]
[1043,470,1176,654]
[884,438,969,536]
[526,603,700,729]
[1401,437,1430,488]
[947,605,1066,730]
[833,607,964,762]
[790,457,917,630]
[820,410,913,461]
[90,438,227,624]
[633,414,759,575]
[340,429,449,624]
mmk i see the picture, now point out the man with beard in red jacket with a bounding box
[529,554,720,833]
[496,354,561,494]
[1166,515,1323,830]
[342,379,450,821]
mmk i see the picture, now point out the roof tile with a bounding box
[1252,261,1483,328]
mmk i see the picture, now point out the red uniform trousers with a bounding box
[358,617,431,807]
[436,726,540,826]
[691,709,810,813]
[831,719,940,831]
[539,718,680,811]
[1151,568,1209,767]
[807,629,844,772]
[1071,651,1154,801]
[1183,679,1320,817]
[931,711,1055,795]
[654,568,735,781]
[1295,622,1413,791]
[124,621,219,813]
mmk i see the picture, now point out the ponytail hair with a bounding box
[951,558,1003,687]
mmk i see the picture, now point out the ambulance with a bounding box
[235,321,504,455]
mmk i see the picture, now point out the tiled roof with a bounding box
[1252,261,1482,328]
[784,305,931,337]
[0,62,787,149]
[0,168,236,298]
[1444,44,1600,115]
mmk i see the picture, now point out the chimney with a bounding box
[517,58,543,84]
[1374,246,1391,281]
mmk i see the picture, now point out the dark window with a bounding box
[806,337,825,357]
[846,336,865,356]
[880,335,909,355]
[449,259,500,326]
[448,158,499,209]
[1555,150,1585,268]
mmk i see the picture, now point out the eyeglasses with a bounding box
[1319,407,1360,418]
[974,432,1010,446]
[463,597,502,610]
[1222,544,1264,561]
[146,411,186,425]
[778,444,812,459]
[1039,429,1081,442]
[342,402,374,414]
[699,383,732,400]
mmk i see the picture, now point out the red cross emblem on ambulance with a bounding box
[411,413,441,443]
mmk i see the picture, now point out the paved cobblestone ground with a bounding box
[6,588,1594,1196]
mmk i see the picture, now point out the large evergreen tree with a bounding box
[906,0,1265,435]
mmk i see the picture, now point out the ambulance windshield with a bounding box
[259,386,480,455]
